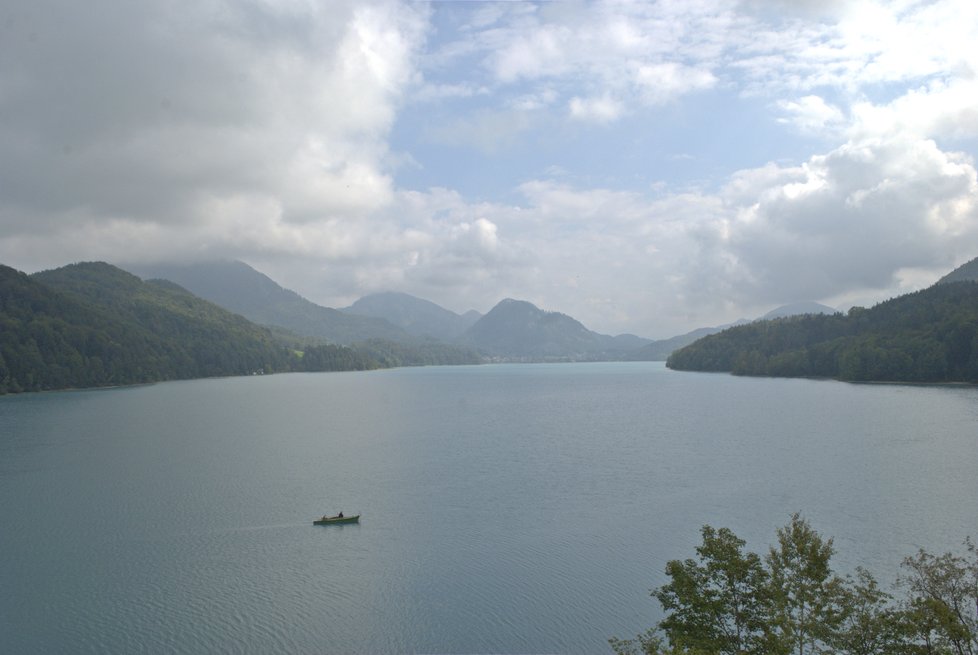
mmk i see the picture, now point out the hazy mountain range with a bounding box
[129,259,847,362]
[132,261,411,345]
[3,255,975,393]
[0,261,480,395]
[341,292,481,342]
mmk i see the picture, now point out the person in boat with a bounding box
[337,511,343,518]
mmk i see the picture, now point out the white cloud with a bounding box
[778,95,845,135]
[631,62,717,105]
[423,0,737,124]
[468,132,978,333]
[0,0,429,263]
[4,0,978,339]
[735,0,978,94]
[708,134,978,304]
[418,0,978,135]
[849,78,978,142]
[568,95,624,123]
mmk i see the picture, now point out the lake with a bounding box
[2,362,977,653]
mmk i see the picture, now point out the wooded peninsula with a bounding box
[667,281,978,383]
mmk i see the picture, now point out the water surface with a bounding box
[2,363,976,653]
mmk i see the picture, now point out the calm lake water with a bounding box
[2,362,977,653]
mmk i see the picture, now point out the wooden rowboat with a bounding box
[313,514,360,525]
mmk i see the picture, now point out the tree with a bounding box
[655,526,769,654]
[609,629,671,655]
[898,539,978,655]
[765,513,845,655]
[668,281,978,383]
[832,567,906,655]
[613,519,977,655]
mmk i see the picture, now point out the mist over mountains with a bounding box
[341,292,481,342]
[4,253,951,395]
[129,259,860,363]
[129,260,654,360]
[131,261,411,345]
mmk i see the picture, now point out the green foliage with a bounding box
[898,540,978,655]
[831,568,905,655]
[613,518,978,655]
[765,514,844,655]
[655,526,768,655]
[1,261,474,395]
[353,337,483,367]
[667,282,978,383]
[294,343,380,372]
[27,262,293,383]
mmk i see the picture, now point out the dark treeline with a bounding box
[0,262,479,395]
[611,515,978,655]
[292,343,378,373]
[356,337,484,367]
[667,282,978,382]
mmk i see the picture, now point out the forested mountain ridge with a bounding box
[0,262,380,395]
[667,280,978,382]
[129,260,482,366]
[129,260,411,345]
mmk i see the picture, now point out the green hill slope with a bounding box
[129,260,483,365]
[33,261,297,378]
[0,262,297,393]
[0,261,475,395]
[130,260,411,345]
[667,281,978,382]
[0,264,133,392]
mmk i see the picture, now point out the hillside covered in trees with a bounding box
[0,262,426,394]
[666,281,978,382]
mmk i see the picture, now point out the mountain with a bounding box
[626,303,834,362]
[629,300,832,361]
[127,260,411,345]
[624,326,728,361]
[667,279,978,382]
[0,262,299,393]
[461,298,650,359]
[0,260,490,395]
[936,256,978,285]
[761,301,838,320]
[342,291,481,341]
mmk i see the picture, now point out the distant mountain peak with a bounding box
[761,301,838,320]
[462,298,649,359]
[124,259,410,345]
[936,256,978,285]
[342,291,481,340]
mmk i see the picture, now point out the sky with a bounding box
[2,0,977,339]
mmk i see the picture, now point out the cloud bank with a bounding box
[1,0,977,337]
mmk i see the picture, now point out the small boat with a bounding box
[313,514,360,525]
